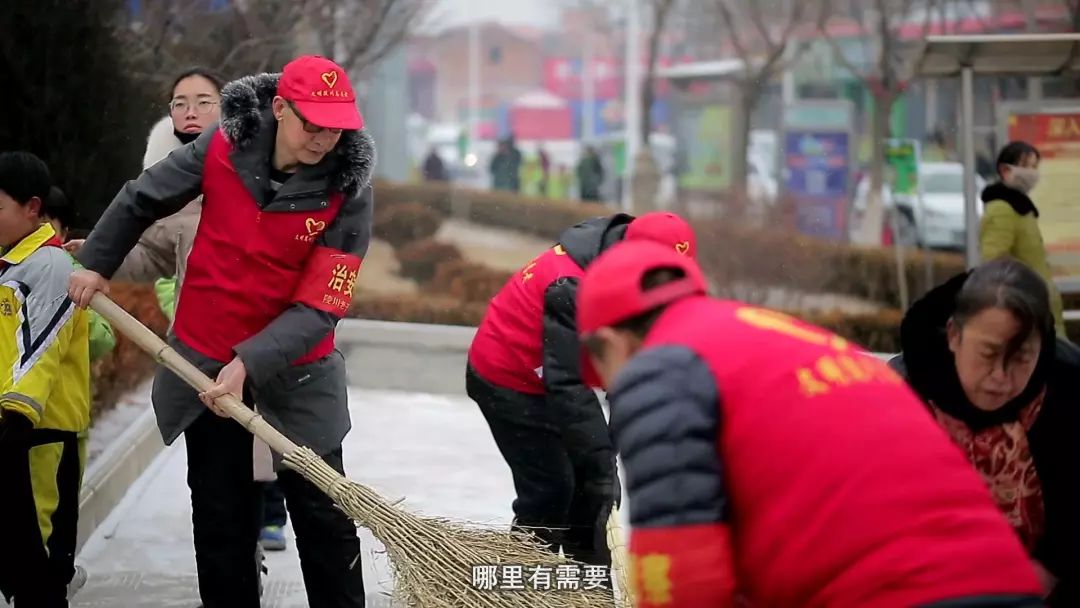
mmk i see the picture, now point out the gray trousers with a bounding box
[151,337,364,607]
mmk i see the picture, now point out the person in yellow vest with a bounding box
[980,141,1066,335]
[546,164,572,200]
[520,153,545,197]
[0,151,91,607]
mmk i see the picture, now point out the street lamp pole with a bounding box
[468,20,481,158]
[622,0,642,213]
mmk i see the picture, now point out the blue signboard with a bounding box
[784,130,850,240]
[568,99,671,139]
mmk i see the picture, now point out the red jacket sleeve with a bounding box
[631,524,738,607]
[609,345,738,607]
[291,185,373,315]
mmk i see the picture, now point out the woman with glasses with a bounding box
[67,68,223,286]
[118,68,223,286]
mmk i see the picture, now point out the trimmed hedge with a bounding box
[696,221,967,309]
[349,290,904,352]
[427,260,512,304]
[804,308,904,354]
[351,293,488,326]
[373,179,605,241]
[373,180,966,309]
[372,202,445,248]
[396,239,463,283]
[91,282,169,420]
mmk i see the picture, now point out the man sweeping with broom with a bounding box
[68,55,373,608]
[467,211,695,581]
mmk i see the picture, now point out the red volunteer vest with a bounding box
[468,244,584,394]
[173,131,346,365]
[640,297,1041,607]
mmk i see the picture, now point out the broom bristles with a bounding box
[284,447,619,607]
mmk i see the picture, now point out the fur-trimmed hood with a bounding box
[219,72,375,198]
[144,116,185,169]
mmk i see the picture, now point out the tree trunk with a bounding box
[858,90,896,246]
[640,1,670,147]
[731,82,760,211]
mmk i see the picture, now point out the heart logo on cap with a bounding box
[675,241,690,255]
[321,71,338,89]
[306,217,327,236]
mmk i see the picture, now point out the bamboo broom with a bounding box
[606,507,634,608]
[90,293,625,608]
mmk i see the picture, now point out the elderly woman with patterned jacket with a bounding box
[67,56,374,608]
[891,257,1079,606]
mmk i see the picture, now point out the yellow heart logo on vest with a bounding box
[306,218,327,236]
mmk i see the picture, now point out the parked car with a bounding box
[849,162,986,250]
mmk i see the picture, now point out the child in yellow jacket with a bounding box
[0,152,91,606]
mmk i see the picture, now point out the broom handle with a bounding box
[89,292,301,458]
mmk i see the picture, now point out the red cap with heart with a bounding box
[624,211,696,258]
[277,55,364,130]
[577,240,708,389]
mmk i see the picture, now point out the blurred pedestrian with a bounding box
[980,141,1065,335]
[422,147,448,182]
[490,137,521,192]
[576,145,604,201]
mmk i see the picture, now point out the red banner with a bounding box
[1007,112,1080,159]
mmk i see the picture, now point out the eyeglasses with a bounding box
[287,101,342,135]
[170,99,219,115]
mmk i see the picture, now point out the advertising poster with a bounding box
[1007,111,1080,277]
[884,139,919,196]
[677,104,733,192]
[784,130,851,240]
[782,101,853,241]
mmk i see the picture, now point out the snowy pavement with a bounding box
[73,388,578,607]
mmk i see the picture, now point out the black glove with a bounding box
[0,410,32,451]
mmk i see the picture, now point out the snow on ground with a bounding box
[86,378,153,466]
[75,388,593,607]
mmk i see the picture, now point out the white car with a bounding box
[850,162,986,250]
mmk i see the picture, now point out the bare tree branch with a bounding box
[746,0,774,53]
[818,0,871,86]
[715,0,752,62]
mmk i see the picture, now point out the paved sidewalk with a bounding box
[73,389,525,607]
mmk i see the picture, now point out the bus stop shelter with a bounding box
[910,33,1080,269]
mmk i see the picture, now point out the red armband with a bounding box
[629,523,738,608]
[292,246,363,315]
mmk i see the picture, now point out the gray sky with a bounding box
[423,0,559,32]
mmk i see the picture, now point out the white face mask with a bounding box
[1006,165,1040,194]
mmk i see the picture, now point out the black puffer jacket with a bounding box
[891,273,1080,605]
[541,214,632,488]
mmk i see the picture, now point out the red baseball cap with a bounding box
[624,211,696,258]
[277,55,364,130]
[579,239,708,336]
[577,240,708,388]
